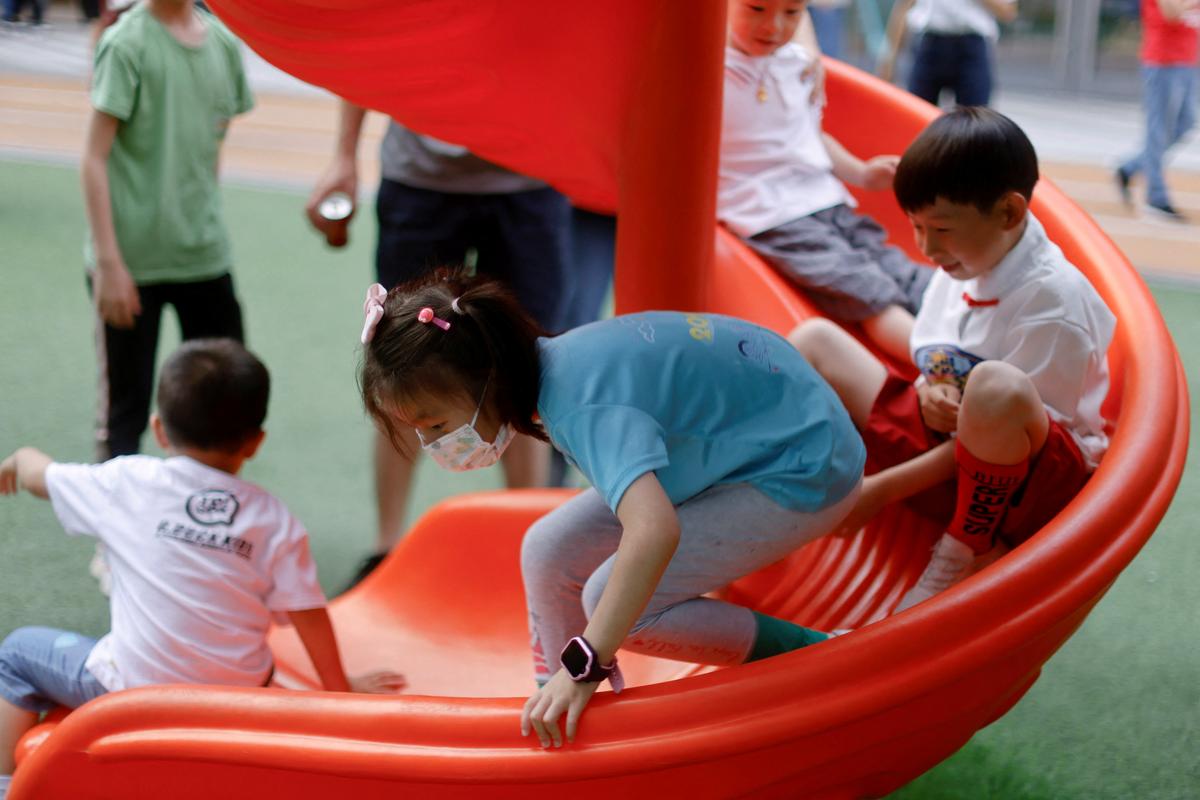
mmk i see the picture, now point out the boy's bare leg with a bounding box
[788,318,889,428]
[957,360,1050,463]
[374,428,417,552]
[502,435,550,489]
[860,305,915,366]
[0,697,37,774]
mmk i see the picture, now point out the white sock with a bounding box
[0,774,12,799]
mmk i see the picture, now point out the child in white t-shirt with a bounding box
[721,0,933,362]
[790,108,1115,612]
[0,339,404,792]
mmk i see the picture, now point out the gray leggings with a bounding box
[520,480,861,682]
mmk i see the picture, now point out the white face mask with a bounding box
[415,385,515,472]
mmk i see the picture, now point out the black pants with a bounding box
[907,32,993,108]
[90,273,244,459]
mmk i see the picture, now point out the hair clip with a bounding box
[361,283,387,344]
[418,307,452,331]
[451,297,464,314]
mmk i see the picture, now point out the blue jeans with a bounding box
[0,627,108,713]
[907,32,993,107]
[1121,65,1197,207]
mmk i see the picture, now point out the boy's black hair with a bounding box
[156,338,270,453]
[894,106,1039,213]
[360,267,548,454]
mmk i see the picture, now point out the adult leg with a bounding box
[1139,66,1174,209]
[896,361,1049,611]
[171,273,245,343]
[787,318,889,429]
[0,628,106,774]
[906,34,948,106]
[952,34,993,107]
[579,483,861,666]
[90,278,164,460]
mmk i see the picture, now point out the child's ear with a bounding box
[150,413,171,451]
[241,429,267,460]
[999,191,1029,230]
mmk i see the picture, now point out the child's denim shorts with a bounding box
[0,627,108,713]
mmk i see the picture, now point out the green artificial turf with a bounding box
[1,159,1196,799]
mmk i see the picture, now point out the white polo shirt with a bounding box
[909,214,1116,468]
[719,44,853,238]
[46,455,326,691]
[907,0,1015,41]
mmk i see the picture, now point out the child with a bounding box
[789,108,1116,613]
[879,0,1018,108]
[1116,0,1200,221]
[0,340,404,794]
[81,0,253,461]
[721,0,933,362]
[357,269,867,749]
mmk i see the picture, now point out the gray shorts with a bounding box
[746,204,933,322]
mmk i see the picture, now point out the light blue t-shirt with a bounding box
[537,312,865,513]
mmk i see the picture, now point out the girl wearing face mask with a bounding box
[359,269,866,751]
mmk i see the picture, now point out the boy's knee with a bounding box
[962,361,1038,421]
[787,317,842,363]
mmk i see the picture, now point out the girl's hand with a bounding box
[94,256,142,330]
[348,670,407,694]
[831,474,888,538]
[860,155,900,192]
[918,382,962,433]
[520,669,600,748]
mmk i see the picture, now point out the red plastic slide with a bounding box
[10,2,1187,797]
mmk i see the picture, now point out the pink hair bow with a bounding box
[361,283,387,344]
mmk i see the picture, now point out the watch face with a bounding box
[561,638,591,678]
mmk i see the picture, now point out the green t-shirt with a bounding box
[86,4,254,284]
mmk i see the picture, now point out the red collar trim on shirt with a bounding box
[962,292,1000,307]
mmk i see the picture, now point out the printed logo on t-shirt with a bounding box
[915,344,983,391]
[736,329,782,374]
[186,489,240,526]
[156,520,254,560]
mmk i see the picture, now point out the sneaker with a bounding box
[1146,201,1187,222]
[895,533,977,612]
[339,551,388,594]
[1114,167,1133,207]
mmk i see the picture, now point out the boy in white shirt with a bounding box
[790,108,1115,611]
[721,0,934,362]
[0,339,403,793]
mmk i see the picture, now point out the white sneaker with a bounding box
[895,533,977,612]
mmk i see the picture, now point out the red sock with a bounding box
[948,440,1029,555]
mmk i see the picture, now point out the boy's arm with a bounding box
[879,0,916,81]
[983,0,1018,23]
[304,100,368,235]
[833,440,957,536]
[822,133,900,191]
[0,448,53,500]
[82,108,141,330]
[287,607,405,694]
[1156,0,1197,20]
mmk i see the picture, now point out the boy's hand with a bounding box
[861,155,900,192]
[918,382,962,432]
[831,474,888,538]
[348,670,407,694]
[0,452,18,495]
[94,257,142,329]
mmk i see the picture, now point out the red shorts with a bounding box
[862,371,1092,548]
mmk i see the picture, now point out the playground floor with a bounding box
[1,13,1198,800]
